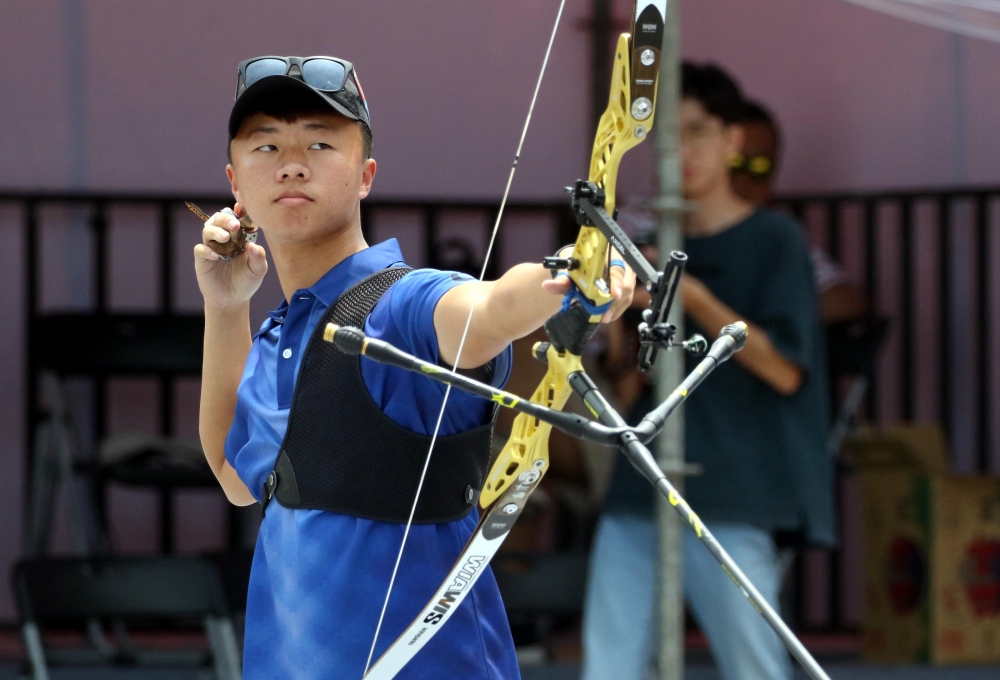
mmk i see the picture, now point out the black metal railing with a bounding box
[780,187,998,475]
[8,185,999,632]
[9,191,573,555]
[778,186,1000,632]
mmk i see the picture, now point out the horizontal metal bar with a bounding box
[0,190,569,212]
[777,186,1000,203]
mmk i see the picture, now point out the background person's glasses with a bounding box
[729,152,774,179]
[680,118,725,145]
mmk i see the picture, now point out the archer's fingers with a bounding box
[203,209,242,248]
[541,275,572,296]
[603,294,632,323]
[202,224,232,246]
[206,210,240,234]
[603,263,635,323]
[245,242,268,277]
[194,243,221,262]
[207,209,240,230]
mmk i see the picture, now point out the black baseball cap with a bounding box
[229,56,371,139]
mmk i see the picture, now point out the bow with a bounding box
[346,2,833,679]
[354,1,673,677]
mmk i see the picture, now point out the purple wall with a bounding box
[2,0,999,622]
[7,1,998,198]
[0,0,592,198]
[683,0,1000,193]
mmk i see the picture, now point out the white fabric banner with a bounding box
[841,0,1000,42]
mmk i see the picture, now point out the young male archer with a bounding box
[195,56,636,679]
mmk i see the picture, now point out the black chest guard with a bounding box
[263,267,497,524]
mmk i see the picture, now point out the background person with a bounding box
[732,100,867,325]
[581,62,835,680]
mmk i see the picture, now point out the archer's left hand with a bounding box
[541,247,637,323]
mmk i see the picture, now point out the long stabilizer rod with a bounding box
[325,321,831,680]
[562,364,831,680]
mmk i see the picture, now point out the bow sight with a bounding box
[544,180,706,373]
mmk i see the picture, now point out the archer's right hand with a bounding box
[193,203,267,311]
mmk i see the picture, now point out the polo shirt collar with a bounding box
[308,239,405,307]
[259,238,406,333]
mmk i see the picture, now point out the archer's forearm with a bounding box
[199,303,257,505]
[436,263,562,368]
[685,288,803,395]
[481,263,564,339]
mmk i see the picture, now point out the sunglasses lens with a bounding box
[302,59,347,91]
[245,59,288,87]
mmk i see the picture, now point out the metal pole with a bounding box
[655,1,684,678]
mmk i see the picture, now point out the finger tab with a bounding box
[208,227,247,258]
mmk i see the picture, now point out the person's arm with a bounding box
[682,274,804,395]
[194,205,267,506]
[434,259,636,369]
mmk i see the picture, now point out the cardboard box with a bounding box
[930,476,1000,662]
[862,470,1000,663]
[845,424,950,474]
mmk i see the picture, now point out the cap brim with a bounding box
[228,74,362,139]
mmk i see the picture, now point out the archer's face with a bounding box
[227,113,375,245]
[680,99,743,200]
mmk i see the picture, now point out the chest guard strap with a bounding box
[265,267,497,524]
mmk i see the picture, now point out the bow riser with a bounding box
[478,346,583,508]
[480,23,662,509]
[569,31,659,311]
[365,3,666,676]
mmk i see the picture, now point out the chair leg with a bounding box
[26,423,55,556]
[85,618,118,659]
[827,375,869,456]
[205,616,242,680]
[22,622,50,680]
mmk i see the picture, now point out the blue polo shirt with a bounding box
[224,239,517,679]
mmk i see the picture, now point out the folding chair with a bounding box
[13,556,241,680]
[26,313,218,556]
[26,370,106,556]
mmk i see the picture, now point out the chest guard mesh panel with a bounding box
[271,267,497,524]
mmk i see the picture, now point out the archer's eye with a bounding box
[309,142,332,150]
[257,144,277,152]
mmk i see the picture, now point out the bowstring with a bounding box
[362,0,569,674]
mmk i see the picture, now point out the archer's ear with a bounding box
[359,158,377,200]
[227,165,242,205]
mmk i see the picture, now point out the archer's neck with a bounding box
[269,220,369,302]
[683,181,754,239]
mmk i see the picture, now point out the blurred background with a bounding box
[3,0,1000,678]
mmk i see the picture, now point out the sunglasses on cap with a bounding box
[232,56,371,137]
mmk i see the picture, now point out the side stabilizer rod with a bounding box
[325,322,745,447]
